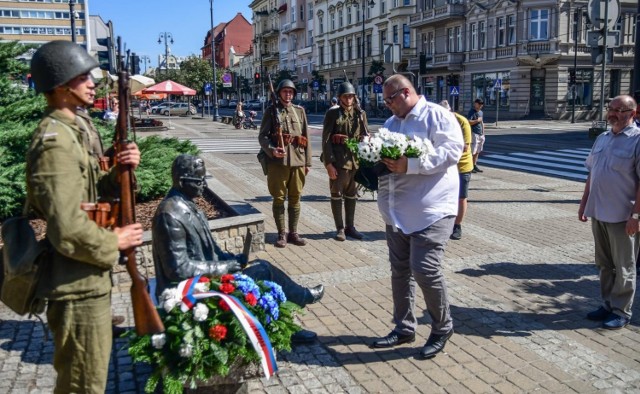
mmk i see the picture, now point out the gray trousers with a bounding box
[591,219,637,318]
[386,216,455,336]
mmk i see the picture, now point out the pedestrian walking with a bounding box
[467,98,484,173]
[439,100,473,240]
[258,79,312,248]
[322,82,368,241]
[27,40,143,393]
[371,75,463,359]
[579,94,640,330]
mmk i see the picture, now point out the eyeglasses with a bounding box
[182,177,206,187]
[606,106,634,114]
[383,88,405,105]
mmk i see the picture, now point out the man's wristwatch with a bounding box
[631,213,640,220]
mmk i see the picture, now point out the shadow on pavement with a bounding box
[0,319,50,365]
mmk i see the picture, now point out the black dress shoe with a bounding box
[291,329,317,344]
[420,330,453,359]
[371,331,415,348]
[307,284,324,304]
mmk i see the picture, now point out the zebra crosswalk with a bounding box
[479,148,590,181]
[183,138,260,154]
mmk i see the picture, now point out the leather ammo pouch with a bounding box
[256,149,268,176]
[294,136,308,148]
[331,134,348,144]
[98,156,111,172]
[80,202,114,228]
[1,212,48,316]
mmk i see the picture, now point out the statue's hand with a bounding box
[226,260,243,273]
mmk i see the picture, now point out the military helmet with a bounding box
[30,40,99,94]
[337,82,356,97]
[276,79,297,95]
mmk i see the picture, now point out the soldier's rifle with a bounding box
[267,74,285,150]
[115,37,164,336]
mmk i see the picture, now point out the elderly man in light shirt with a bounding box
[370,75,463,359]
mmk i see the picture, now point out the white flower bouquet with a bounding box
[347,128,435,169]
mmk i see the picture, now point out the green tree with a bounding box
[311,70,326,94]
[367,60,385,84]
[174,56,213,92]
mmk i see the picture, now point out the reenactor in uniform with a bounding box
[27,40,143,393]
[258,79,312,248]
[321,82,368,241]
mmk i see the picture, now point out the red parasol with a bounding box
[142,80,196,96]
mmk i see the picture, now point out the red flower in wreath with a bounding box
[221,274,234,283]
[244,293,258,306]
[209,324,227,341]
[220,283,235,294]
[219,299,230,311]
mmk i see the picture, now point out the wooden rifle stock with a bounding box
[267,74,285,149]
[115,38,164,336]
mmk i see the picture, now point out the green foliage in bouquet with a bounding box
[127,274,301,394]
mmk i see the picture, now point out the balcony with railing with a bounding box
[262,27,280,38]
[262,52,279,63]
[409,3,465,28]
[521,40,560,55]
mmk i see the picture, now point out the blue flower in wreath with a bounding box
[258,292,279,323]
[263,280,286,303]
[234,274,261,299]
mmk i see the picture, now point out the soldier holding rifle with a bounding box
[258,79,312,248]
[27,41,143,393]
[322,81,368,241]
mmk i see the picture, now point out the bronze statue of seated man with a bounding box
[151,154,324,343]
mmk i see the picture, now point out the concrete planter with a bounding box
[112,176,265,285]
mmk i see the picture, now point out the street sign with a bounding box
[449,86,460,96]
[312,80,319,91]
[204,82,212,95]
[587,30,621,48]
[374,75,384,85]
[373,84,382,94]
[222,72,232,88]
[587,0,621,31]
[493,79,502,91]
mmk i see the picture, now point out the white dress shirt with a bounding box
[377,96,463,234]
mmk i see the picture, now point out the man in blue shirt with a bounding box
[466,98,484,173]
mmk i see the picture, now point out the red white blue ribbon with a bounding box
[177,276,278,379]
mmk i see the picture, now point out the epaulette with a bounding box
[292,104,303,109]
[40,119,61,142]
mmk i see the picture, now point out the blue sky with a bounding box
[90,0,252,68]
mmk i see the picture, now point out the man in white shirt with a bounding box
[370,75,463,359]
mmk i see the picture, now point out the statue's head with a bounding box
[172,154,207,199]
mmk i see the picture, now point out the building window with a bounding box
[455,26,462,52]
[339,9,344,28]
[403,0,410,5]
[421,33,427,53]
[479,21,486,49]
[447,28,454,52]
[403,24,410,48]
[497,17,505,47]
[366,34,372,56]
[508,15,516,45]
[568,68,593,108]
[308,3,313,20]
[472,71,511,109]
[347,7,352,24]
[529,9,549,41]
[319,45,324,65]
[331,12,335,30]
[347,38,353,60]
[331,43,336,63]
[300,5,304,21]
[319,16,324,34]
[380,0,386,14]
[470,23,477,50]
[425,0,434,9]
[357,36,362,58]
[339,41,344,61]
[380,30,387,56]
[428,32,434,55]
[610,69,621,98]
[308,30,313,46]
[393,25,398,44]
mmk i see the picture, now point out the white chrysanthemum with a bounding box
[193,303,209,322]
[179,343,193,358]
[151,333,166,349]
[159,288,182,313]
[194,281,209,293]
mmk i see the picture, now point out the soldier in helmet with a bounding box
[321,81,369,241]
[27,40,143,393]
[258,79,312,248]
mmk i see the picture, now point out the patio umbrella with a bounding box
[130,75,156,93]
[142,80,196,96]
[132,89,166,100]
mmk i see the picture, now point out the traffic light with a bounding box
[96,37,115,73]
[446,75,452,86]
[569,70,576,85]
[254,72,261,84]
[130,53,140,75]
[419,53,427,74]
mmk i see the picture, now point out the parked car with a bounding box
[228,100,238,109]
[246,100,262,110]
[217,99,229,108]
[161,102,196,116]
[151,102,174,114]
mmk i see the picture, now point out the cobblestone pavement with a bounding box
[1,117,638,393]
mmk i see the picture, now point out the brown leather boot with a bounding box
[345,226,364,240]
[287,232,307,246]
[274,231,287,248]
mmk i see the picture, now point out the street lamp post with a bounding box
[210,0,219,121]
[353,0,375,110]
[571,7,582,124]
[140,55,151,74]
[158,32,174,78]
[69,0,77,43]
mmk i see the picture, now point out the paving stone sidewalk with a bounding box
[0,117,638,393]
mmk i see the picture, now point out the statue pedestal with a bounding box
[182,360,262,394]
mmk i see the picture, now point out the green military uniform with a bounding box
[258,102,312,240]
[321,105,368,238]
[26,109,119,393]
